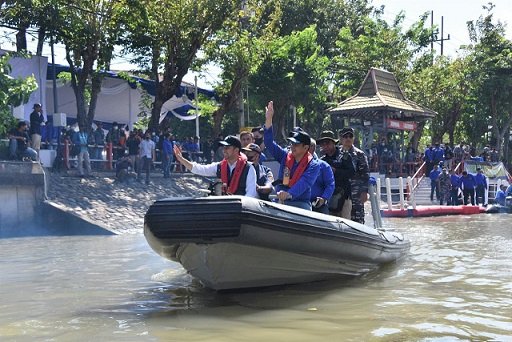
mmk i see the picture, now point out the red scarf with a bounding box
[283,152,313,187]
[220,153,247,194]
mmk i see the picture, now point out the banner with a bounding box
[386,119,417,131]
[464,160,512,180]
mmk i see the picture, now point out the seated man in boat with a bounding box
[263,101,320,210]
[173,136,258,198]
[309,138,335,214]
[241,143,274,201]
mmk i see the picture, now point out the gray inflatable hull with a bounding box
[144,196,410,290]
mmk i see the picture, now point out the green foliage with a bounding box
[0,54,38,136]
[250,25,329,138]
[332,12,432,99]
[465,6,512,160]
[123,0,241,129]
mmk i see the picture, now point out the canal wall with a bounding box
[45,171,210,235]
[0,160,210,235]
[0,161,46,230]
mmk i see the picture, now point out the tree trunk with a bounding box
[16,28,27,52]
[410,121,426,151]
[36,27,46,56]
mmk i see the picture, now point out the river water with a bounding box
[1,214,512,341]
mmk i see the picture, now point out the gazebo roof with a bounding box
[328,68,437,121]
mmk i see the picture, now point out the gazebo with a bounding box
[328,67,437,152]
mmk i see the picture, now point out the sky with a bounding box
[1,0,511,88]
[372,0,512,57]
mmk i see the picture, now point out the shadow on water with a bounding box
[98,259,408,321]
[0,219,114,238]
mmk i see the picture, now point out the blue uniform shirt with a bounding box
[495,189,506,206]
[264,126,320,202]
[310,159,335,201]
[475,173,487,187]
[450,174,461,187]
[429,169,441,183]
[460,174,476,189]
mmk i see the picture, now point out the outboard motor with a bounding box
[208,180,224,196]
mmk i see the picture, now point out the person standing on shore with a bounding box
[29,103,45,154]
[138,132,156,185]
[263,100,320,210]
[460,171,476,205]
[162,133,174,179]
[72,126,92,178]
[173,135,258,198]
[475,167,488,206]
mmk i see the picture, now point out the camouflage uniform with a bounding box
[438,171,451,205]
[343,146,370,224]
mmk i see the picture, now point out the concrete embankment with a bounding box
[45,172,211,234]
[0,159,211,235]
[0,161,45,230]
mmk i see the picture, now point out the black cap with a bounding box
[241,143,262,154]
[476,167,482,171]
[288,126,305,137]
[286,131,311,146]
[33,103,42,109]
[219,135,242,150]
[339,127,355,137]
[317,130,338,144]
[251,126,264,133]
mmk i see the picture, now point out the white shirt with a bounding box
[139,139,155,158]
[191,161,258,198]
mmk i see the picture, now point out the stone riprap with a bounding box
[46,172,211,234]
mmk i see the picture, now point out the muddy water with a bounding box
[1,214,511,341]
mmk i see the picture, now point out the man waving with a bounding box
[263,101,320,210]
[174,135,258,198]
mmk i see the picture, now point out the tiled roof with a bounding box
[328,68,437,120]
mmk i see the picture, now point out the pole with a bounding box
[246,86,249,126]
[431,10,434,56]
[51,35,58,113]
[292,105,297,128]
[441,16,444,56]
[194,76,200,145]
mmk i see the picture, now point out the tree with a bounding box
[403,56,473,146]
[467,5,512,162]
[124,0,241,131]
[199,0,281,136]
[54,0,135,130]
[249,26,329,140]
[0,53,38,135]
[332,11,433,100]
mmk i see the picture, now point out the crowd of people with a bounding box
[367,140,501,177]
[6,102,510,214]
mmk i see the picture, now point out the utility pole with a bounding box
[430,11,451,58]
[439,16,450,56]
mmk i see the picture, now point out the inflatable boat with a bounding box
[144,196,410,290]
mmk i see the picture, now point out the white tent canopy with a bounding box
[4,49,214,128]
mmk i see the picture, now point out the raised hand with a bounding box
[265,100,274,128]
[265,101,274,120]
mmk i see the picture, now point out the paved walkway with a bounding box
[46,171,210,234]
